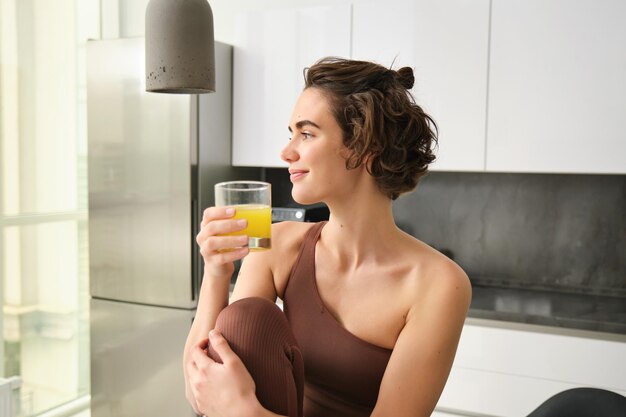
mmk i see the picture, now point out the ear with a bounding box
[362,153,374,173]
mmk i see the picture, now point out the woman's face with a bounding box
[280,88,363,205]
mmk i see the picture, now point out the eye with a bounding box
[287,131,314,142]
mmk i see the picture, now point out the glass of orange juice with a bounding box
[214,181,271,251]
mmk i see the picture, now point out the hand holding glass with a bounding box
[214,181,271,251]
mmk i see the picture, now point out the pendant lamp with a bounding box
[145,0,215,93]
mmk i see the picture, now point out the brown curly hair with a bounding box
[304,57,438,200]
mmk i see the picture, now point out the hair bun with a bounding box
[396,67,415,90]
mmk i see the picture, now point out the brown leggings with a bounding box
[207,297,304,417]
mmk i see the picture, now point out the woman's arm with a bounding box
[183,264,232,414]
[371,260,472,417]
[183,206,250,413]
[185,220,305,415]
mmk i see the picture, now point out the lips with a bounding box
[288,168,309,182]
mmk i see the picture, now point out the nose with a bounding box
[280,140,299,163]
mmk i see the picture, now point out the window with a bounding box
[1,0,99,415]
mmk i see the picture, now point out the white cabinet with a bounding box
[232,5,351,167]
[486,0,626,173]
[352,0,490,172]
[430,410,463,417]
[232,0,626,173]
[430,410,466,417]
[436,319,626,417]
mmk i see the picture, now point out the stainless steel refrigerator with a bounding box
[86,38,256,417]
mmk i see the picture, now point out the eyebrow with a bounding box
[288,119,321,132]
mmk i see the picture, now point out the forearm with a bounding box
[183,266,232,414]
[184,266,231,359]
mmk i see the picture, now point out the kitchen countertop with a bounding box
[469,284,626,335]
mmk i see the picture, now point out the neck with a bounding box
[321,189,401,268]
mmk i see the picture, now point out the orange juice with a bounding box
[226,204,271,251]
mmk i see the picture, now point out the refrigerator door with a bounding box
[90,298,196,417]
[87,38,195,308]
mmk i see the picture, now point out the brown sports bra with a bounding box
[283,221,392,417]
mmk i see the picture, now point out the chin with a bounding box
[291,188,321,206]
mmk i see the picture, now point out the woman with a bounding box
[184,57,471,417]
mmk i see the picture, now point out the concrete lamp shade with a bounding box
[145,0,215,94]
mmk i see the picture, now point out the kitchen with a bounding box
[0,0,625,416]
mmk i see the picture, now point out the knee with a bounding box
[222,296,281,317]
[209,297,298,366]
[215,297,287,341]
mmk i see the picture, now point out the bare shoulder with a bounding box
[270,220,317,251]
[266,221,318,267]
[232,221,318,302]
[404,236,472,317]
[244,221,314,261]
[267,221,319,296]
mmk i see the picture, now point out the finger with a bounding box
[196,218,247,245]
[186,363,203,409]
[201,206,235,227]
[195,337,209,350]
[201,235,249,254]
[190,340,215,367]
[201,207,225,229]
[207,218,248,236]
[200,216,242,239]
[210,247,250,264]
[186,358,202,394]
[199,244,249,263]
[196,219,247,249]
[208,330,239,365]
[186,355,198,376]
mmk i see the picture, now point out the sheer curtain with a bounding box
[1,0,99,415]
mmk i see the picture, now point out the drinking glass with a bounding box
[214,181,271,251]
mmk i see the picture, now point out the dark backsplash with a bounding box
[393,172,626,297]
[266,168,626,298]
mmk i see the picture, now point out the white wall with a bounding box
[108,0,361,43]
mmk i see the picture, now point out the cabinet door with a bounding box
[352,0,490,171]
[487,0,626,173]
[430,410,468,417]
[437,321,626,416]
[232,5,351,167]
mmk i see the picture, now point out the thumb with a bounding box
[207,330,238,365]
